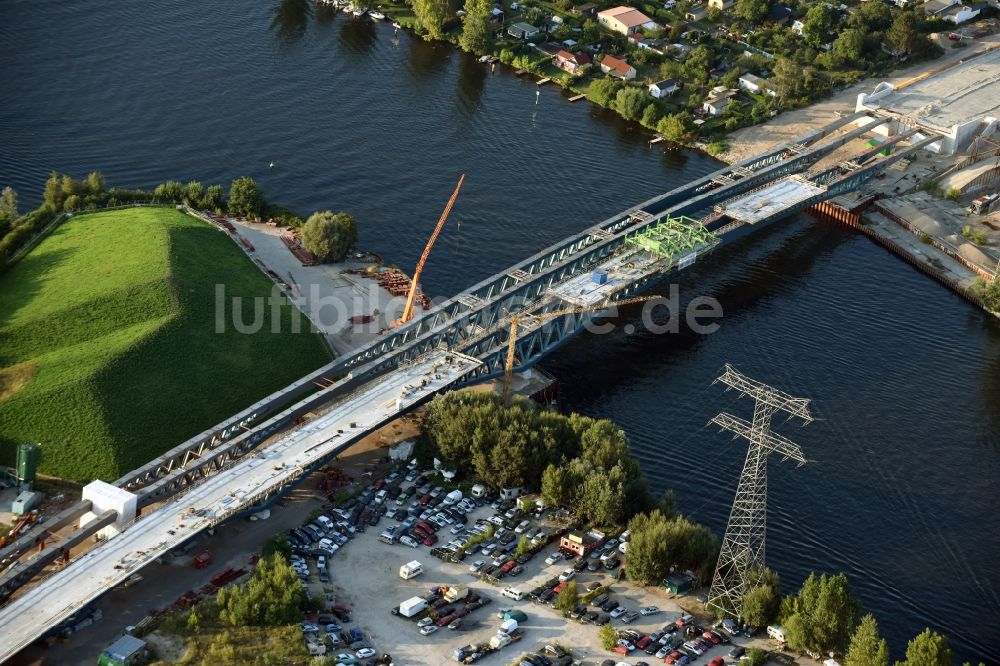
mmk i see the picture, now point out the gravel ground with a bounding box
[226,219,421,356]
[326,501,761,666]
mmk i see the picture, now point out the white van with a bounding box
[399,560,423,579]
[767,624,786,643]
[501,586,525,601]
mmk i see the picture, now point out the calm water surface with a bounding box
[1,0,998,662]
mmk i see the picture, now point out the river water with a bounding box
[1,0,998,662]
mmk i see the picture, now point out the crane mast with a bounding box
[393,174,465,327]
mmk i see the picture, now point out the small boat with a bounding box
[369,10,386,20]
[351,7,367,16]
[392,21,402,29]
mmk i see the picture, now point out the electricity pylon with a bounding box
[705,364,812,619]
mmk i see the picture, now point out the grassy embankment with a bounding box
[0,207,331,481]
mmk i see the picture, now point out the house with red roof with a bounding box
[553,50,592,75]
[599,54,637,80]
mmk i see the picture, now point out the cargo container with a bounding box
[97,634,148,666]
[399,596,427,618]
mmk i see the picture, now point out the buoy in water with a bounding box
[269,161,276,169]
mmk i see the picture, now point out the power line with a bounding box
[705,363,813,618]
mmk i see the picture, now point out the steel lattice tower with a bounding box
[705,364,813,619]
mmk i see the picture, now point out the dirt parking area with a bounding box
[326,500,758,666]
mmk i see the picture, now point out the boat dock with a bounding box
[536,77,551,86]
[568,94,586,102]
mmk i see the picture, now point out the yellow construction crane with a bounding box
[393,174,465,327]
[500,294,657,406]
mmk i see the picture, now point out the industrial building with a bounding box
[855,47,1000,155]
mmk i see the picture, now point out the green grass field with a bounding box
[0,207,331,481]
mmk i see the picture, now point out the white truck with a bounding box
[399,596,428,618]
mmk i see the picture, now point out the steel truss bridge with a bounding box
[0,112,938,650]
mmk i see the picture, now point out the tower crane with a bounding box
[392,174,465,327]
[500,294,657,406]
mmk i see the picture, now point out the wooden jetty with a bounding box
[536,77,551,86]
[568,94,586,102]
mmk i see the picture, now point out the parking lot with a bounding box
[288,461,766,666]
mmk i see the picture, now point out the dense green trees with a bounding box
[300,210,358,262]
[183,181,206,207]
[641,104,659,129]
[203,184,224,213]
[413,0,453,38]
[782,572,861,655]
[555,581,579,614]
[887,12,922,56]
[734,0,768,24]
[228,176,264,219]
[588,77,619,107]
[216,554,305,627]
[614,87,647,121]
[423,392,651,526]
[623,510,718,585]
[802,3,837,48]
[897,629,952,666]
[833,29,866,65]
[845,614,890,666]
[153,180,184,202]
[742,568,781,628]
[657,114,689,143]
[600,622,618,650]
[0,187,17,238]
[459,0,493,54]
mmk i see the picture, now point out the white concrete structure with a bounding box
[722,177,827,224]
[855,48,1000,155]
[0,350,480,663]
[80,480,137,539]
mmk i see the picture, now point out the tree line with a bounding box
[707,566,977,666]
[0,172,360,264]
[420,392,719,581]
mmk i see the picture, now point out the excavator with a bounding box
[500,295,657,406]
[392,174,465,327]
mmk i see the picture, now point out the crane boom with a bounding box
[501,294,656,406]
[393,174,465,327]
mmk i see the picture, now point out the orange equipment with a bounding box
[0,511,38,548]
[392,175,465,327]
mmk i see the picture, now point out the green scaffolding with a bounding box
[625,215,718,259]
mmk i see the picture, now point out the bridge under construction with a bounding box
[0,110,940,661]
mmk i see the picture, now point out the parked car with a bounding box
[558,569,576,582]
[545,552,563,565]
[610,606,628,619]
[640,606,661,616]
[419,624,438,636]
[616,639,635,652]
[400,535,419,548]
